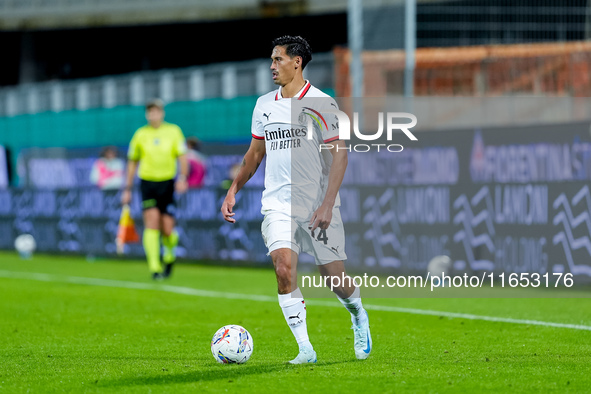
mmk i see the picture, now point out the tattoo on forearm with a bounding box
[248,160,261,180]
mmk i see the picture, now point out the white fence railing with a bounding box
[0,53,333,117]
[0,0,256,15]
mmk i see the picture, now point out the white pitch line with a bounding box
[1,270,591,332]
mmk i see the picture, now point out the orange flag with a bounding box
[116,204,140,254]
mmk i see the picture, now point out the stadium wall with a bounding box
[0,96,258,149]
[0,96,259,183]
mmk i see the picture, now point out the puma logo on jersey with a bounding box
[263,113,271,121]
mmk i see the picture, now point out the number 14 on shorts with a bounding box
[310,228,329,245]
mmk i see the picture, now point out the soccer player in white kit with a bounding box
[221,36,372,364]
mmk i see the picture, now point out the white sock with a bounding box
[337,287,367,325]
[278,288,312,350]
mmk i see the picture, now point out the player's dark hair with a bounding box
[272,35,312,70]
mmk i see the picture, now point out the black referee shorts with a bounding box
[140,179,176,217]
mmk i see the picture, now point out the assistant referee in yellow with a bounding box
[121,99,189,280]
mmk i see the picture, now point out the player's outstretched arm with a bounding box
[221,138,266,223]
[121,160,139,205]
[309,140,348,231]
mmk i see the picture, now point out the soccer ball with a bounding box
[14,234,36,258]
[210,325,253,364]
[427,255,453,286]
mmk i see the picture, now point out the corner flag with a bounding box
[116,204,140,254]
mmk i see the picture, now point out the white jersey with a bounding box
[251,81,341,220]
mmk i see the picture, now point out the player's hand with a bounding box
[121,189,132,205]
[175,179,188,194]
[221,194,236,223]
[309,202,333,232]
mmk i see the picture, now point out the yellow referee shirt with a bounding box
[127,122,187,182]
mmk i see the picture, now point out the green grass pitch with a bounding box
[0,251,590,393]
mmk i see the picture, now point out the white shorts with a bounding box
[261,208,347,265]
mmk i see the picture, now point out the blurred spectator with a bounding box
[90,146,125,190]
[220,162,242,190]
[186,136,207,188]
